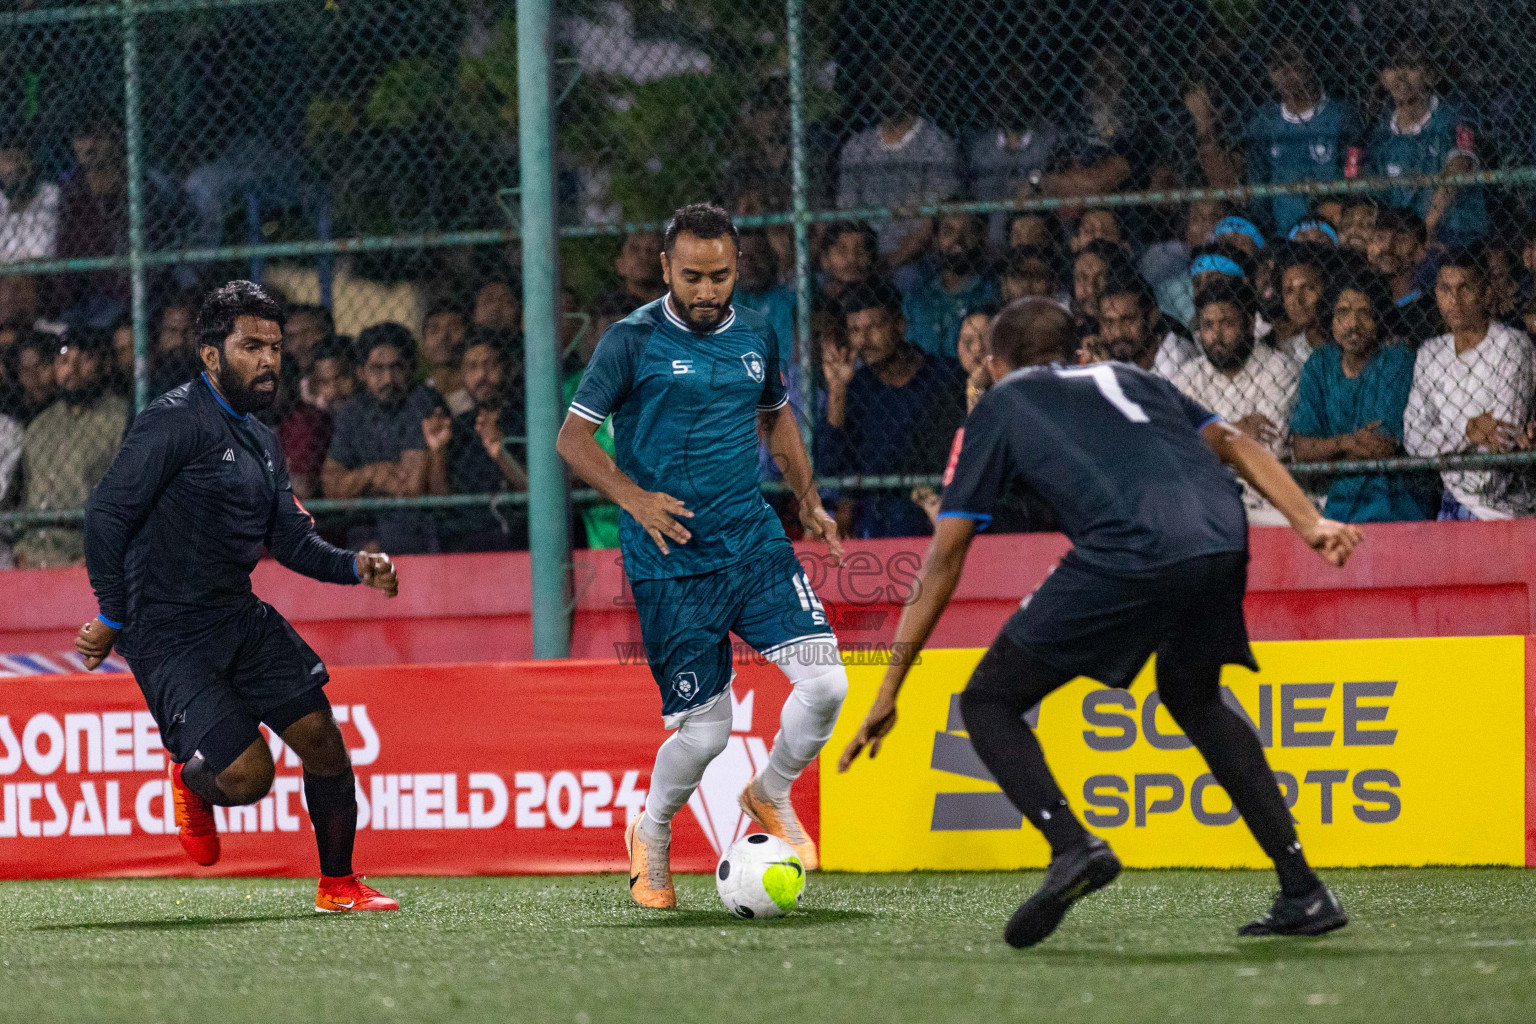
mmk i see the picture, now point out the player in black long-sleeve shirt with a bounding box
[75,281,402,913]
[840,298,1365,947]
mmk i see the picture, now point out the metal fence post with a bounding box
[518,0,572,659]
[786,0,814,454]
[120,0,150,413]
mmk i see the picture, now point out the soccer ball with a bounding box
[715,833,805,919]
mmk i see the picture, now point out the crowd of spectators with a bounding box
[6,21,1536,563]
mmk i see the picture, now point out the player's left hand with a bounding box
[1302,517,1364,568]
[837,690,898,772]
[799,498,844,566]
[356,551,399,597]
[74,618,119,671]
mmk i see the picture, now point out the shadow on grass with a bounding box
[599,908,876,929]
[32,913,315,933]
[1031,941,1385,967]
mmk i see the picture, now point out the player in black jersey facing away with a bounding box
[839,297,1363,947]
[75,281,401,913]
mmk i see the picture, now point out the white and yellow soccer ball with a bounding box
[715,833,805,919]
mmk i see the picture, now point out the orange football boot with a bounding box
[624,818,676,908]
[738,776,818,870]
[168,762,221,866]
[315,874,400,913]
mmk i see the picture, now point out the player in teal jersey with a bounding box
[558,203,848,908]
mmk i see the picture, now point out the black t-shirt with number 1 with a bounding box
[938,362,1249,574]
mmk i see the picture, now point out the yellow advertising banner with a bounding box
[821,637,1525,869]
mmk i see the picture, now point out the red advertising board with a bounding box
[0,659,814,878]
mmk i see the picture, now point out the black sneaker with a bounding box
[1238,885,1348,937]
[1003,836,1122,948]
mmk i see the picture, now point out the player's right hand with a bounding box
[627,489,693,554]
[837,690,898,773]
[75,618,119,672]
[1302,517,1364,568]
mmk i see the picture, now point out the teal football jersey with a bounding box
[569,297,790,581]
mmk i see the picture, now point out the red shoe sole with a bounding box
[178,833,221,867]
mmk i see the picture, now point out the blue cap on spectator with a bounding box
[1287,218,1339,245]
[1211,216,1266,251]
[1190,253,1246,279]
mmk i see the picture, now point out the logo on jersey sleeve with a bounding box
[741,351,765,383]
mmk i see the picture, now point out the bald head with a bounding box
[987,298,1076,371]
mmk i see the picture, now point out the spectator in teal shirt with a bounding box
[899,211,998,359]
[1290,271,1438,522]
[1367,42,1484,245]
[735,228,795,356]
[1243,42,1361,235]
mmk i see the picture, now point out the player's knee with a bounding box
[958,686,994,737]
[778,641,848,711]
[218,758,275,805]
[290,718,350,776]
[676,706,732,762]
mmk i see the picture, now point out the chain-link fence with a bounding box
[4,0,1536,570]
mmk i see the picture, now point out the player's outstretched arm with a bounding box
[556,412,693,555]
[267,452,396,593]
[838,516,977,771]
[1201,421,1364,567]
[760,404,843,565]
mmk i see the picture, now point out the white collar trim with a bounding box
[664,295,736,335]
[877,118,923,153]
[1391,94,1439,136]
[1280,95,1328,125]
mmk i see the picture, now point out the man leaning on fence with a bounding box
[1172,280,1302,527]
[1404,248,1536,520]
[321,323,436,553]
[14,327,128,568]
[1290,270,1436,523]
[818,280,965,539]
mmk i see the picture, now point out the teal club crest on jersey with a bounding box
[741,351,765,383]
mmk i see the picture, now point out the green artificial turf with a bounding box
[1,870,1533,1023]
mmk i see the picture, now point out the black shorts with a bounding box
[123,600,331,769]
[1002,549,1257,691]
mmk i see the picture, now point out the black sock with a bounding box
[304,767,357,878]
[181,757,241,806]
[1172,697,1320,897]
[960,636,1089,857]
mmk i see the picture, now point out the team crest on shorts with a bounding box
[741,351,765,383]
[674,671,699,699]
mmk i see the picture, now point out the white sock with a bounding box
[640,694,732,836]
[761,638,849,801]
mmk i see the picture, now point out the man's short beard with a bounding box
[939,248,983,276]
[60,378,107,408]
[1106,336,1153,364]
[1205,336,1254,373]
[671,288,734,333]
[217,361,278,414]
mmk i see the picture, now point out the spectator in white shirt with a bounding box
[0,409,20,567]
[1404,248,1536,520]
[1082,265,1199,378]
[1275,242,1335,364]
[837,58,959,265]
[1172,279,1303,525]
[0,134,60,264]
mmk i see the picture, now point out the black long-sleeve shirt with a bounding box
[85,374,358,656]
